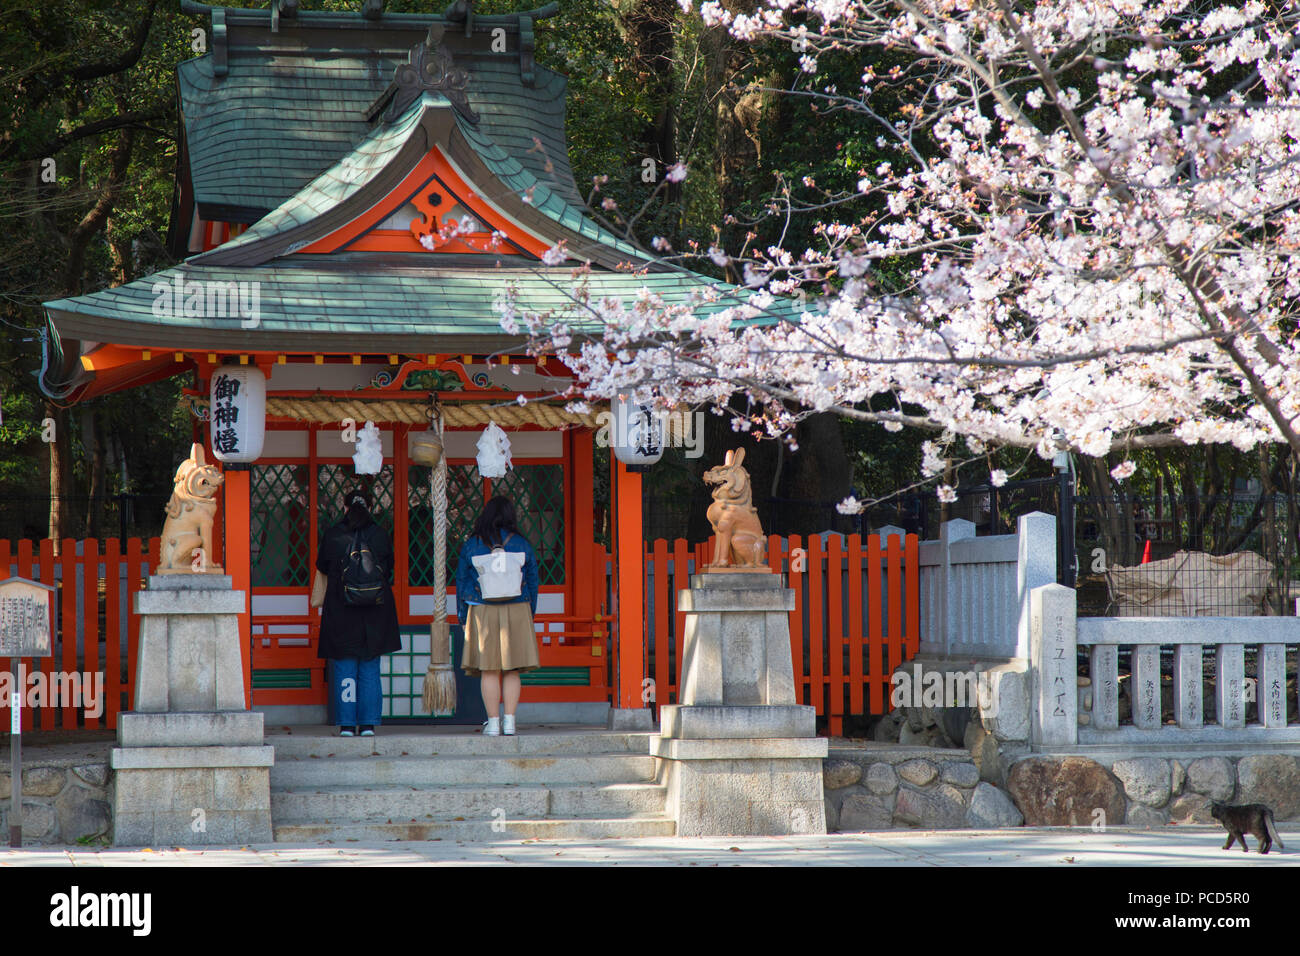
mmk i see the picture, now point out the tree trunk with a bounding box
[619,0,679,209]
[45,400,69,550]
[48,127,135,542]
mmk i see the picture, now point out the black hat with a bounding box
[346,489,369,510]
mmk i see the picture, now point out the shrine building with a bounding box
[38,0,787,726]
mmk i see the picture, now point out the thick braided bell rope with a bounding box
[186,395,599,429]
[433,418,448,623]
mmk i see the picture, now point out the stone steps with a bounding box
[273,817,677,842]
[268,730,673,842]
[272,782,668,822]
[271,753,657,788]
[268,731,650,760]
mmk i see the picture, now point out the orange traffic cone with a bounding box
[1141,539,1152,564]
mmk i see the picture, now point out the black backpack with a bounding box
[341,526,386,606]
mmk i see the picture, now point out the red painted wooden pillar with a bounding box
[572,429,596,621]
[613,459,645,710]
[224,468,253,708]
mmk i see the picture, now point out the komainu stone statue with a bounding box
[158,443,225,574]
[703,447,768,570]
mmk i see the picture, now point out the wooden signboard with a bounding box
[1,577,53,847]
[0,577,54,657]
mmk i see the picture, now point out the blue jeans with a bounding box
[332,656,382,727]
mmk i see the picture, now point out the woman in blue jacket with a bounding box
[455,495,540,736]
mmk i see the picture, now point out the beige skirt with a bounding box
[462,602,539,676]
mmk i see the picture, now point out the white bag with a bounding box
[472,546,526,599]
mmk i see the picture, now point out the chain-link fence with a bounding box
[1074,491,1299,618]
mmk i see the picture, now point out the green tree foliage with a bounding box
[0,0,194,538]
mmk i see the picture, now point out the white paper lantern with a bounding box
[611,395,664,466]
[209,366,266,463]
[475,421,513,478]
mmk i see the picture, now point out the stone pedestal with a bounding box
[110,576,273,846]
[652,572,827,835]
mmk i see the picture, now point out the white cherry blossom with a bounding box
[503,1,1300,463]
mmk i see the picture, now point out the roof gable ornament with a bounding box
[380,24,479,125]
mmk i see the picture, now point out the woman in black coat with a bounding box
[315,489,401,736]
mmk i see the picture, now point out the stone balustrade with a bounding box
[1030,582,1300,746]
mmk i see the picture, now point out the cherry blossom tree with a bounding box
[504,0,1300,493]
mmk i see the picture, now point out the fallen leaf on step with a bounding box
[729,847,742,852]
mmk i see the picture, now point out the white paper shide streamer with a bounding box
[352,421,383,475]
[475,421,513,478]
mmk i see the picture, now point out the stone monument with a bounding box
[110,446,273,845]
[652,448,827,835]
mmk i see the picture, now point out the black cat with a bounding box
[1210,801,1284,854]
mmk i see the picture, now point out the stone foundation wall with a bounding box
[823,747,1023,831]
[0,758,112,844]
[1006,753,1300,826]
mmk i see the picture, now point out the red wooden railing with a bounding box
[644,533,921,735]
[0,537,160,730]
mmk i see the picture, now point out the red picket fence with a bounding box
[644,533,920,735]
[2,532,918,735]
[0,538,159,731]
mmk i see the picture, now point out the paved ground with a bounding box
[1,827,1296,866]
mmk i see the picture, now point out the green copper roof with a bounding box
[202,92,433,256]
[178,9,581,220]
[43,255,794,354]
[192,92,649,269]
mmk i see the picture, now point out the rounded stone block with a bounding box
[839,791,894,830]
[865,762,897,795]
[56,790,111,842]
[965,782,1023,828]
[1169,792,1215,825]
[897,759,938,787]
[941,762,980,788]
[1236,755,1300,818]
[1007,756,1125,827]
[1112,757,1171,808]
[894,784,965,828]
[22,766,67,798]
[823,759,862,790]
[1185,756,1234,801]
[72,764,110,788]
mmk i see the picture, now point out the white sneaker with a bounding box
[502,714,516,736]
[483,716,501,736]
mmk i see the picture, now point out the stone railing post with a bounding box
[1029,582,1077,747]
[1016,512,1057,660]
[938,519,975,658]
